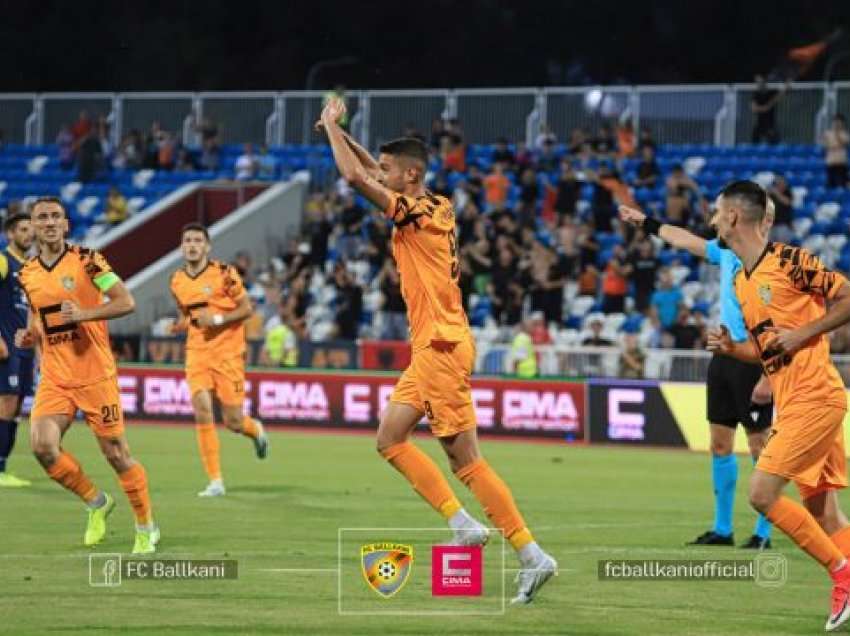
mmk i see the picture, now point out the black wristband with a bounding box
[643,217,661,236]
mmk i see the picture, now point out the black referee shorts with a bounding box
[706,353,772,431]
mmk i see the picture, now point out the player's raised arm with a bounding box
[321,98,393,212]
[315,119,380,179]
[619,205,707,258]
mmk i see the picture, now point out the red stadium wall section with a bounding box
[117,366,586,441]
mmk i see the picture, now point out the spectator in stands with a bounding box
[56,125,74,170]
[601,244,630,314]
[336,193,365,261]
[441,129,465,173]
[363,210,390,273]
[633,145,660,188]
[282,269,310,339]
[582,316,612,346]
[768,175,794,242]
[257,144,278,179]
[304,195,333,267]
[534,123,557,151]
[77,128,103,183]
[175,148,195,172]
[143,121,161,169]
[650,268,683,330]
[567,128,588,156]
[156,129,176,171]
[518,167,539,218]
[260,316,297,367]
[751,75,790,144]
[822,114,849,188]
[483,163,509,211]
[113,130,143,170]
[200,137,221,171]
[593,124,616,161]
[196,116,220,151]
[233,250,255,287]
[235,143,258,180]
[587,165,617,232]
[529,310,552,344]
[616,118,636,159]
[554,160,579,218]
[492,137,515,168]
[461,164,484,209]
[105,187,128,226]
[70,110,93,145]
[514,140,534,172]
[638,127,656,151]
[619,333,646,379]
[488,245,520,325]
[332,263,362,340]
[537,138,559,172]
[628,237,658,313]
[665,165,701,225]
[577,220,599,269]
[531,241,569,325]
[97,115,112,158]
[377,258,407,340]
[668,307,704,349]
[577,262,599,297]
[429,118,448,151]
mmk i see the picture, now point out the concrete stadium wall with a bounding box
[111,176,307,334]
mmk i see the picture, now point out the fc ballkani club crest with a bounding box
[758,284,772,306]
[361,542,414,598]
[61,275,75,291]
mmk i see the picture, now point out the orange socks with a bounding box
[241,416,259,440]
[46,451,99,503]
[118,462,152,526]
[455,458,533,550]
[380,441,462,519]
[831,526,850,557]
[767,496,845,570]
[195,423,222,481]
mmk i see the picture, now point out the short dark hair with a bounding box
[4,212,29,233]
[181,222,210,241]
[30,196,66,216]
[378,137,428,166]
[719,180,767,223]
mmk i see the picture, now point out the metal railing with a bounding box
[477,344,850,384]
[5,82,850,150]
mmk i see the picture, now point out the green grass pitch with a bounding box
[0,422,844,635]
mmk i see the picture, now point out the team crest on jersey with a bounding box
[757,284,772,306]
[360,542,414,598]
[61,276,75,291]
[203,285,213,296]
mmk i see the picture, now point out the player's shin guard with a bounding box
[240,416,259,439]
[195,423,222,480]
[0,418,17,472]
[45,451,99,503]
[766,496,845,570]
[380,441,462,519]
[118,462,152,526]
[454,458,534,550]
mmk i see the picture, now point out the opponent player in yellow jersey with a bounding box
[16,197,158,554]
[170,223,268,497]
[319,98,556,604]
[707,181,850,631]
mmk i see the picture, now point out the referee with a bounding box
[619,197,774,549]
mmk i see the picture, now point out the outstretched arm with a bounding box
[619,205,707,258]
[322,98,393,211]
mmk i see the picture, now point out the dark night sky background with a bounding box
[4,1,850,91]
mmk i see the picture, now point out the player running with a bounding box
[170,223,268,497]
[319,97,556,605]
[0,213,35,487]
[16,197,158,553]
[618,202,774,549]
[706,180,850,631]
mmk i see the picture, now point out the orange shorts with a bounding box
[757,404,848,497]
[186,352,245,407]
[32,375,124,438]
[390,337,476,437]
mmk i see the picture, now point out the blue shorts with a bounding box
[0,354,34,397]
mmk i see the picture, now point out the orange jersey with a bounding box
[19,245,118,388]
[734,242,848,416]
[170,260,247,356]
[385,192,470,351]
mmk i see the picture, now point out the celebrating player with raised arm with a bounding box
[706,181,850,631]
[618,202,774,549]
[170,223,269,497]
[17,197,158,554]
[319,98,557,604]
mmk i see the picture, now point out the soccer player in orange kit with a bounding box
[707,180,850,631]
[17,197,158,553]
[318,98,556,604]
[170,223,268,497]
